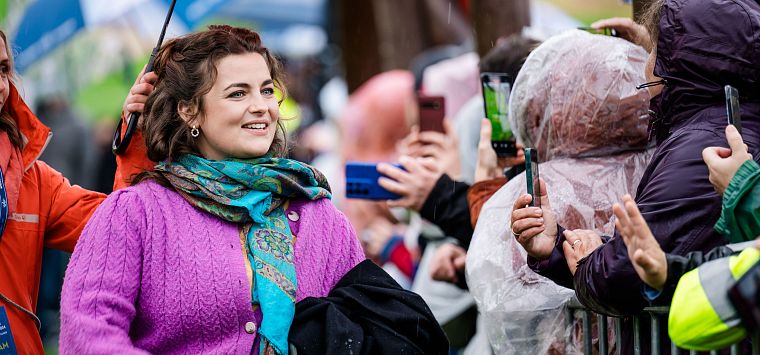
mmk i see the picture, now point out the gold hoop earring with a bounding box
[190,126,200,138]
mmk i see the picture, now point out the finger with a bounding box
[131,82,155,96]
[418,131,448,147]
[563,229,578,243]
[378,177,408,195]
[725,125,746,153]
[613,203,634,242]
[512,217,545,234]
[517,226,546,243]
[417,157,439,172]
[419,144,445,159]
[538,178,553,209]
[511,206,543,222]
[512,194,534,211]
[142,71,159,85]
[453,254,466,270]
[377,162,412,182]
[562,241,576,264]
[623,198,649,233]
[479,119,492,144]
[125,103,145,114]
[633,249,658,273]
[701,147,719,162]
[126,95,149,106]
[590,17,631,29]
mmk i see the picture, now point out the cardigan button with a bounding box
[287,211,300,222]
[245,321,257,334]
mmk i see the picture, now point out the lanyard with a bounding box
[0,167,8,240]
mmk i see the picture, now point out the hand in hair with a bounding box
[613,194,667,290]
[591,17,653,53]
[123,65,159,123]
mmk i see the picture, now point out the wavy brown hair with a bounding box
[640,0,664,47]
[134,25,288,185]
[0,30,23,148]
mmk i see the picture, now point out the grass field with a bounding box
[546,0,633,24]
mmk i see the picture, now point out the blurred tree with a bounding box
[471,0,530,57]
[333,0,470,92]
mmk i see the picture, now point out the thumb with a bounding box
[725,125,746,153]
[562,240,575,262]
[538,178,553,210]
[633,249,658,273]
[479,119,492,145]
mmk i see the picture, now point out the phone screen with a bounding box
[725,85,742,134]
[481,72,516,156]
[524,148,541,207]
[577,27,618,37]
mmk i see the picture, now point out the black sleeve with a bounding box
[420,174,474,249]
[651,246,738,303]
[290,260,449,355]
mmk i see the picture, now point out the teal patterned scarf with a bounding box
[155,154,331,355]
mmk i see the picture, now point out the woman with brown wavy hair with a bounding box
[59,25,446,355]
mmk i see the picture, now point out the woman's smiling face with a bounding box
[186,52,280,160]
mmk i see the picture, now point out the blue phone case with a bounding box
[345,161,402,200]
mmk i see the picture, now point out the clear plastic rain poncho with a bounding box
[465,30,653,354]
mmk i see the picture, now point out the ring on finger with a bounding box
[511,225,521,237]
[572,239,582,249]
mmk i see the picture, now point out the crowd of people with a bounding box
[0,0,759,354]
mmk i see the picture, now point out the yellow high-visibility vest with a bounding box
[669,247,760,350]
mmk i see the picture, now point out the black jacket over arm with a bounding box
[289,260,449,355]
[420,174,474,249]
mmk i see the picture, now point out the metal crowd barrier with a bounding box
[566,298,760,355]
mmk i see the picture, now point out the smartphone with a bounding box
[725,85,742,135]
[345,161,402,200]
[728,261,760,332]
[577,27,618,37]
[481,72,517,157]
[524,148,541,207]
[418,95,446,133]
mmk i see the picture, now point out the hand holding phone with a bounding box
[524,148,541,207]
[481,72,517,157]
[345,161,402,200]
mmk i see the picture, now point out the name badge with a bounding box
[0,306,17,354]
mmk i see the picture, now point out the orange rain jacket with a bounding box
[0,83,149,354]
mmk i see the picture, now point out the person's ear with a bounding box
[177,100,199,124]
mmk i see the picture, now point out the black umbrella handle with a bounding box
[111,50,158,155]
[112,0,177,155]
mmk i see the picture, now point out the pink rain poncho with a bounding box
[465,30,653,354]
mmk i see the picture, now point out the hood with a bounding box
[1,82,52,171]
[654,0,760,126]
[509,30,650,161]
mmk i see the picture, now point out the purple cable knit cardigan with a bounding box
[59,180,365,354]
